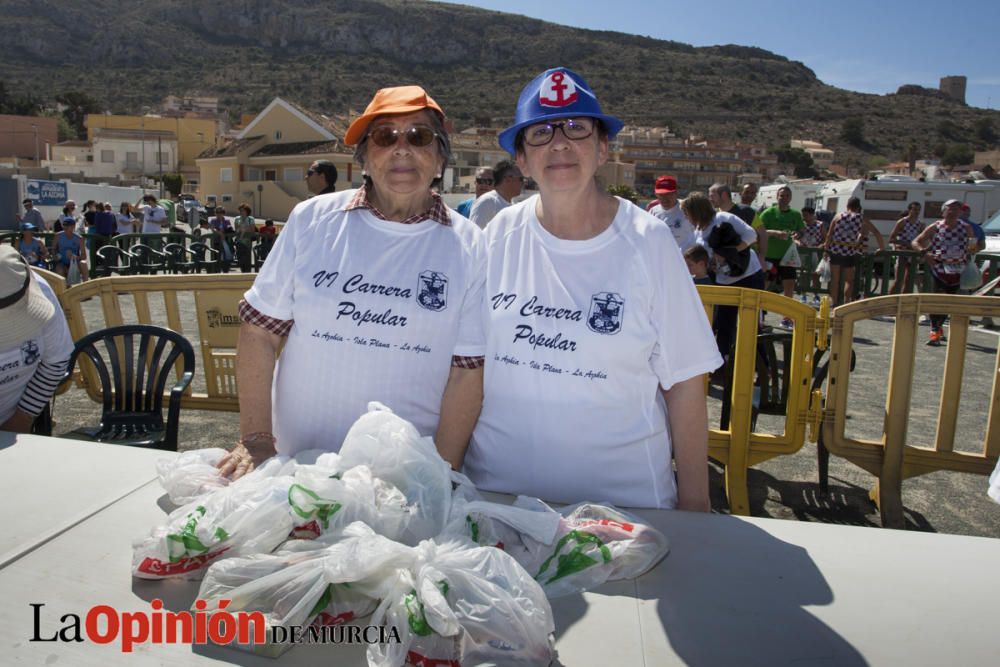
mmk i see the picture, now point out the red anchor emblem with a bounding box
[539,71,578,107]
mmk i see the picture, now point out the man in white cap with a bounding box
[0,246,74,432]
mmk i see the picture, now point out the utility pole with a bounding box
[140,114,146,180]
[158,135,164,198]
[32,124,39,164]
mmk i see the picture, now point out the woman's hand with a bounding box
[216,443,256,480]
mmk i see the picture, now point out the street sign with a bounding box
[25,179,68,206]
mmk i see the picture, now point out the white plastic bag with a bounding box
[368,539,556,667]
[156,448,230,505]
[287,464,411,541]
[197,523,412,656]
[67,257,81,285]
[960,258,982,290]
[814,256,832,286]
[156,448,336,507]
[780,241,802,268]
[338,403,452,544]
[509,499,671,598]
[441,479,561,552]
[988,457,1000,505]
[132,474,297,579]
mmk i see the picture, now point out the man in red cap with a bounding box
[648,175,695,251]
[960,203,986,254]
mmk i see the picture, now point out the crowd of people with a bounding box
[638,180,985,348]
[2,66,992,514]
[9,194,284,280]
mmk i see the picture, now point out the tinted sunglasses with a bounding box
[368,125,438,148]
[475,178,493,185]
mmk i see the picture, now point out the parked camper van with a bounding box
[754,180,823,212]
[815,176,1000,241]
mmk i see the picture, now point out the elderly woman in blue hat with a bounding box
[461,67,722,511]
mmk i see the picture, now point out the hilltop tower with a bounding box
[939,76,967,104]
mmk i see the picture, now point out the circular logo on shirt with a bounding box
[21,341,40,366]
[587,292,625,335]
[416,271,448,311]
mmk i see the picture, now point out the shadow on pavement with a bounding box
[709,463,937,532]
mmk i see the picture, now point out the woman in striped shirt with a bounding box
[823,197,885,306]
[888,202,925,294]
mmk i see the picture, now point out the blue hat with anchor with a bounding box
[498,67,624,155]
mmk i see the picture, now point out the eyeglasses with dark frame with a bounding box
[368,125,439,149]
[522,118,595,147]
[475,178,494,185]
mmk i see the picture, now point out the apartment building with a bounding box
[615,126,745,195]
[790,139,835,170]
[196,97,355,219]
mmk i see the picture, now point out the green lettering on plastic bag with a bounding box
[465,515,480,543]
[165,506,211,562]
[403,580,449,637]
[536,530,612,584]
[287,483,343,529]
[309,584,334,618]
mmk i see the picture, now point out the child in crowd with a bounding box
[684,244,714,285]
[799,206,825,304]
[258,219,277,262]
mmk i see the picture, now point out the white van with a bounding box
[815,176,1000,239]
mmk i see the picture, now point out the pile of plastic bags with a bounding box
[133,403,671,665]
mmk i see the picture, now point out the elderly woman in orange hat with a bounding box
[220,86,485,478]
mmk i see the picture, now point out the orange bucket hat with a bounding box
[344,86,444,146]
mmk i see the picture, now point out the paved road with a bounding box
[50,290,1000,538]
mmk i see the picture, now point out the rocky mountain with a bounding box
[3,0,998,165]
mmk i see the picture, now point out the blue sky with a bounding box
[437,0,1000,110]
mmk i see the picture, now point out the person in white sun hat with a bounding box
[0,246,73,433]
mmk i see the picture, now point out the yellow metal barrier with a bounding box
[49,274,827,515]
[697,286,826,514]
[822,294,1000,528]
[55,274,255,411]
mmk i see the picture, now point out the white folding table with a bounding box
[0,431,177,568]
[1,433,998,665]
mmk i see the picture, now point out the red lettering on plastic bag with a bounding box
[312,610,355,627]
[576,519,634,532]
[136,548,231,576]
[289,520,322,540]
[406,651,461,667]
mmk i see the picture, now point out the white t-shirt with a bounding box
[0,279,74,423]
[469,190,511,229]
[692,211,762,285]
[649,203,696,251]
[116,213,136,235]
[464,196,722,509]
[140,204,167,234]
[243,190,486,456]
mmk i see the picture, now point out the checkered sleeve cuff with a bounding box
[238,299,294,337]
[451,355,485,369]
